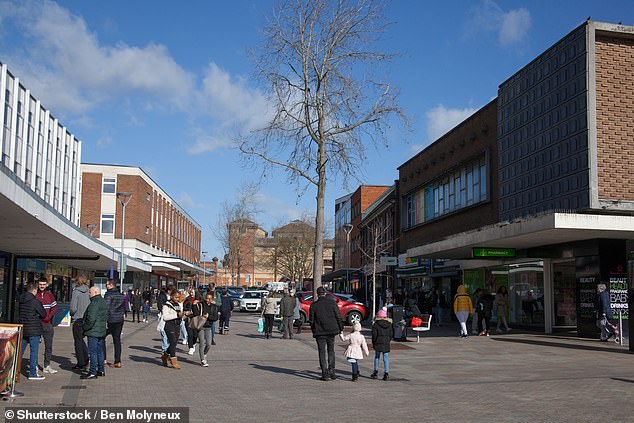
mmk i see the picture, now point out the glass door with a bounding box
[552,260,577,328]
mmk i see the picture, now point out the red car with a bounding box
[296,292,369,326]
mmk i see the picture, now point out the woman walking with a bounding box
[195,294,219,367]
[495,286,511,332]
[453,285,473,338]
[161,290,183,369]
[339,322,369,381]
[371,308,393,381]
[183,293,201,355]
[219,290,233,335]
[261,292,277,339]
[131,289,142,323]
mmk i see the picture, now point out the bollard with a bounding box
[619,310,623,346]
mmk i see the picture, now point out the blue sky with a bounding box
[0,0,632,258]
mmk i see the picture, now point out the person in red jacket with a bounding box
[36,276,58,374]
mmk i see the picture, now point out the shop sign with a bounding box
[398,254,419,267]
[472,247,516,258]
[380,256,397,266]
[609,265,628,320]
[16,258,46,273]
[47,262,71,277]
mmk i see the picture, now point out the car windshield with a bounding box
[243,292,262,299]
[334,294,357,302]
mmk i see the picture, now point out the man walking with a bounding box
[279,289,296,339]
[596,283,615,341]
[310,287,343,381]
[82,286,108,379]
[19,281,46,380]
[36,276,58,374]
[70,278,91,370]
[103,279,125,368]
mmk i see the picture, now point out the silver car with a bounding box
[240,290,268,312]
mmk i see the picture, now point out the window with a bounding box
[103,177,116,194]
[101,214,115,234]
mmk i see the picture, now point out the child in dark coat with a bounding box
[371,308,393,381]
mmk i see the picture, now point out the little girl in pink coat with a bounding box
[339,322,369,381]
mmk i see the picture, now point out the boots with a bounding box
[370,370,378,379]
[170,357,181,369]
[383,372,390,381]
[161,353,169,367]
[352,373,358,382]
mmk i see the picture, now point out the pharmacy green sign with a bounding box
[472,247,516,258]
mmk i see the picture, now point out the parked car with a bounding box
[240,290,268,312]
[296,291,368,325]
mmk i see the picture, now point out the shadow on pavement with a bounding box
[249,363,323,380]
[52,354,74,370]
[129,345,162,354]
[492,336,629,354]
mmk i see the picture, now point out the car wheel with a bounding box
[347,311,362,325]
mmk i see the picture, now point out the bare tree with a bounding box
[360,217,395,320]
[240,0,404,295]
[212,183,260,285]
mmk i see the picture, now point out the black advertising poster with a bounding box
[576,256,600,337]
[609,265,628,320]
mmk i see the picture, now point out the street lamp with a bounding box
[202,251,208,288]
[116,192,132,293]
[213,257,219,286]
[86,223,97,237]
[343,223,353,294]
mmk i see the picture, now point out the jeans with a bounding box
[220,312,231,331]
[103,321,124,363]
[374,351,389,373]
[41,323,54,367]
[21,335,40,376]
[282,316,294,339]
[477,313,490,334]
[72,319,88,366]
[142,310,148,321]
[209,321,216,342]
[350,360,359,376]
[197,327,212,361]
[166,330,179,358]
[186,325,198,349]
[315,335,335,376]
[88,336,105,376]
[132,308,140,322]
[160,329,169,352]
[180,320,188,342]
[433,306,444,326]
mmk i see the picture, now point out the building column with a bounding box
[543,259,553,334]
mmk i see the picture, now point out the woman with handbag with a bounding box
[261,292,277,339]
[191,293,217,367]
[161,290,184,369]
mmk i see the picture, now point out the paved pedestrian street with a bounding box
[2,312,633,423]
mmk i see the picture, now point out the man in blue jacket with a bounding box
[310,287,343,381]
[19,282,46,380]
[103,279,126,367]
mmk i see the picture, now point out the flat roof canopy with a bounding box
[407,213,634,260]
[0,168,150,272]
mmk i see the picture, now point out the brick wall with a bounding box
[398,100,498,251]
[350,186,390,268]
[115,174,152,244]
[79,172,102,235]
[596,34,634,201]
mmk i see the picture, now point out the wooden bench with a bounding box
[410,314,432,343]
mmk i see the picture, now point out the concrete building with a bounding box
[397,20,634,341]
[80,163,201,291]
[0,61,150,319]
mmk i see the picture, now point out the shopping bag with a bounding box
[257,317,264,333]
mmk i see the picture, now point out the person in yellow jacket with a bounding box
[453,285,473,338]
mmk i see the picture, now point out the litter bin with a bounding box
[390,306,406,340]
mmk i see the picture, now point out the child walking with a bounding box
[339,322,369,382]
[371,308,393,381]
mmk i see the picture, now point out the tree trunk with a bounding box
[312,144,327,297]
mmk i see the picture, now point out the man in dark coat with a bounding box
[219,290,233,334]
[279,290,297,339]
[595,283,615,341]
[82,287,108,379]
[19,281,46,380]
[103,279,126,367]
[309,287,343,381]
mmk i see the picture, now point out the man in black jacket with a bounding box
[19,281,47,380]
[310,287,343,381]
[103,279,126,368]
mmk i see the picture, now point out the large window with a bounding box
[101,214,115,234]
[102,177,116,194]
[404,154,488,228]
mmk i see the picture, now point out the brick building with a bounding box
[395,20,634,340]
[80,163,201,290]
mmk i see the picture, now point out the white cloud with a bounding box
[96,136,112,148]
[470,0,531,46]
[186,135,233,155]
[178,192,203,211]
[255,192,303,225]
[425,105,478,142]
[1,0,194,114]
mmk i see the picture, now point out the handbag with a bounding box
[257,317,264,333]
[188,303,207,331]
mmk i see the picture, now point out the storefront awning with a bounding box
[406,213,634,260]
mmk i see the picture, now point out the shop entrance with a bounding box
[552,260,577,329]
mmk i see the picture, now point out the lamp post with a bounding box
[86,223,97,237]
[116,192,132,293]
[202,251,208,288]
[343,223,353,294]
[213,257,219,286]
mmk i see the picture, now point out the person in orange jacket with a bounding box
[453,284,473,338]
